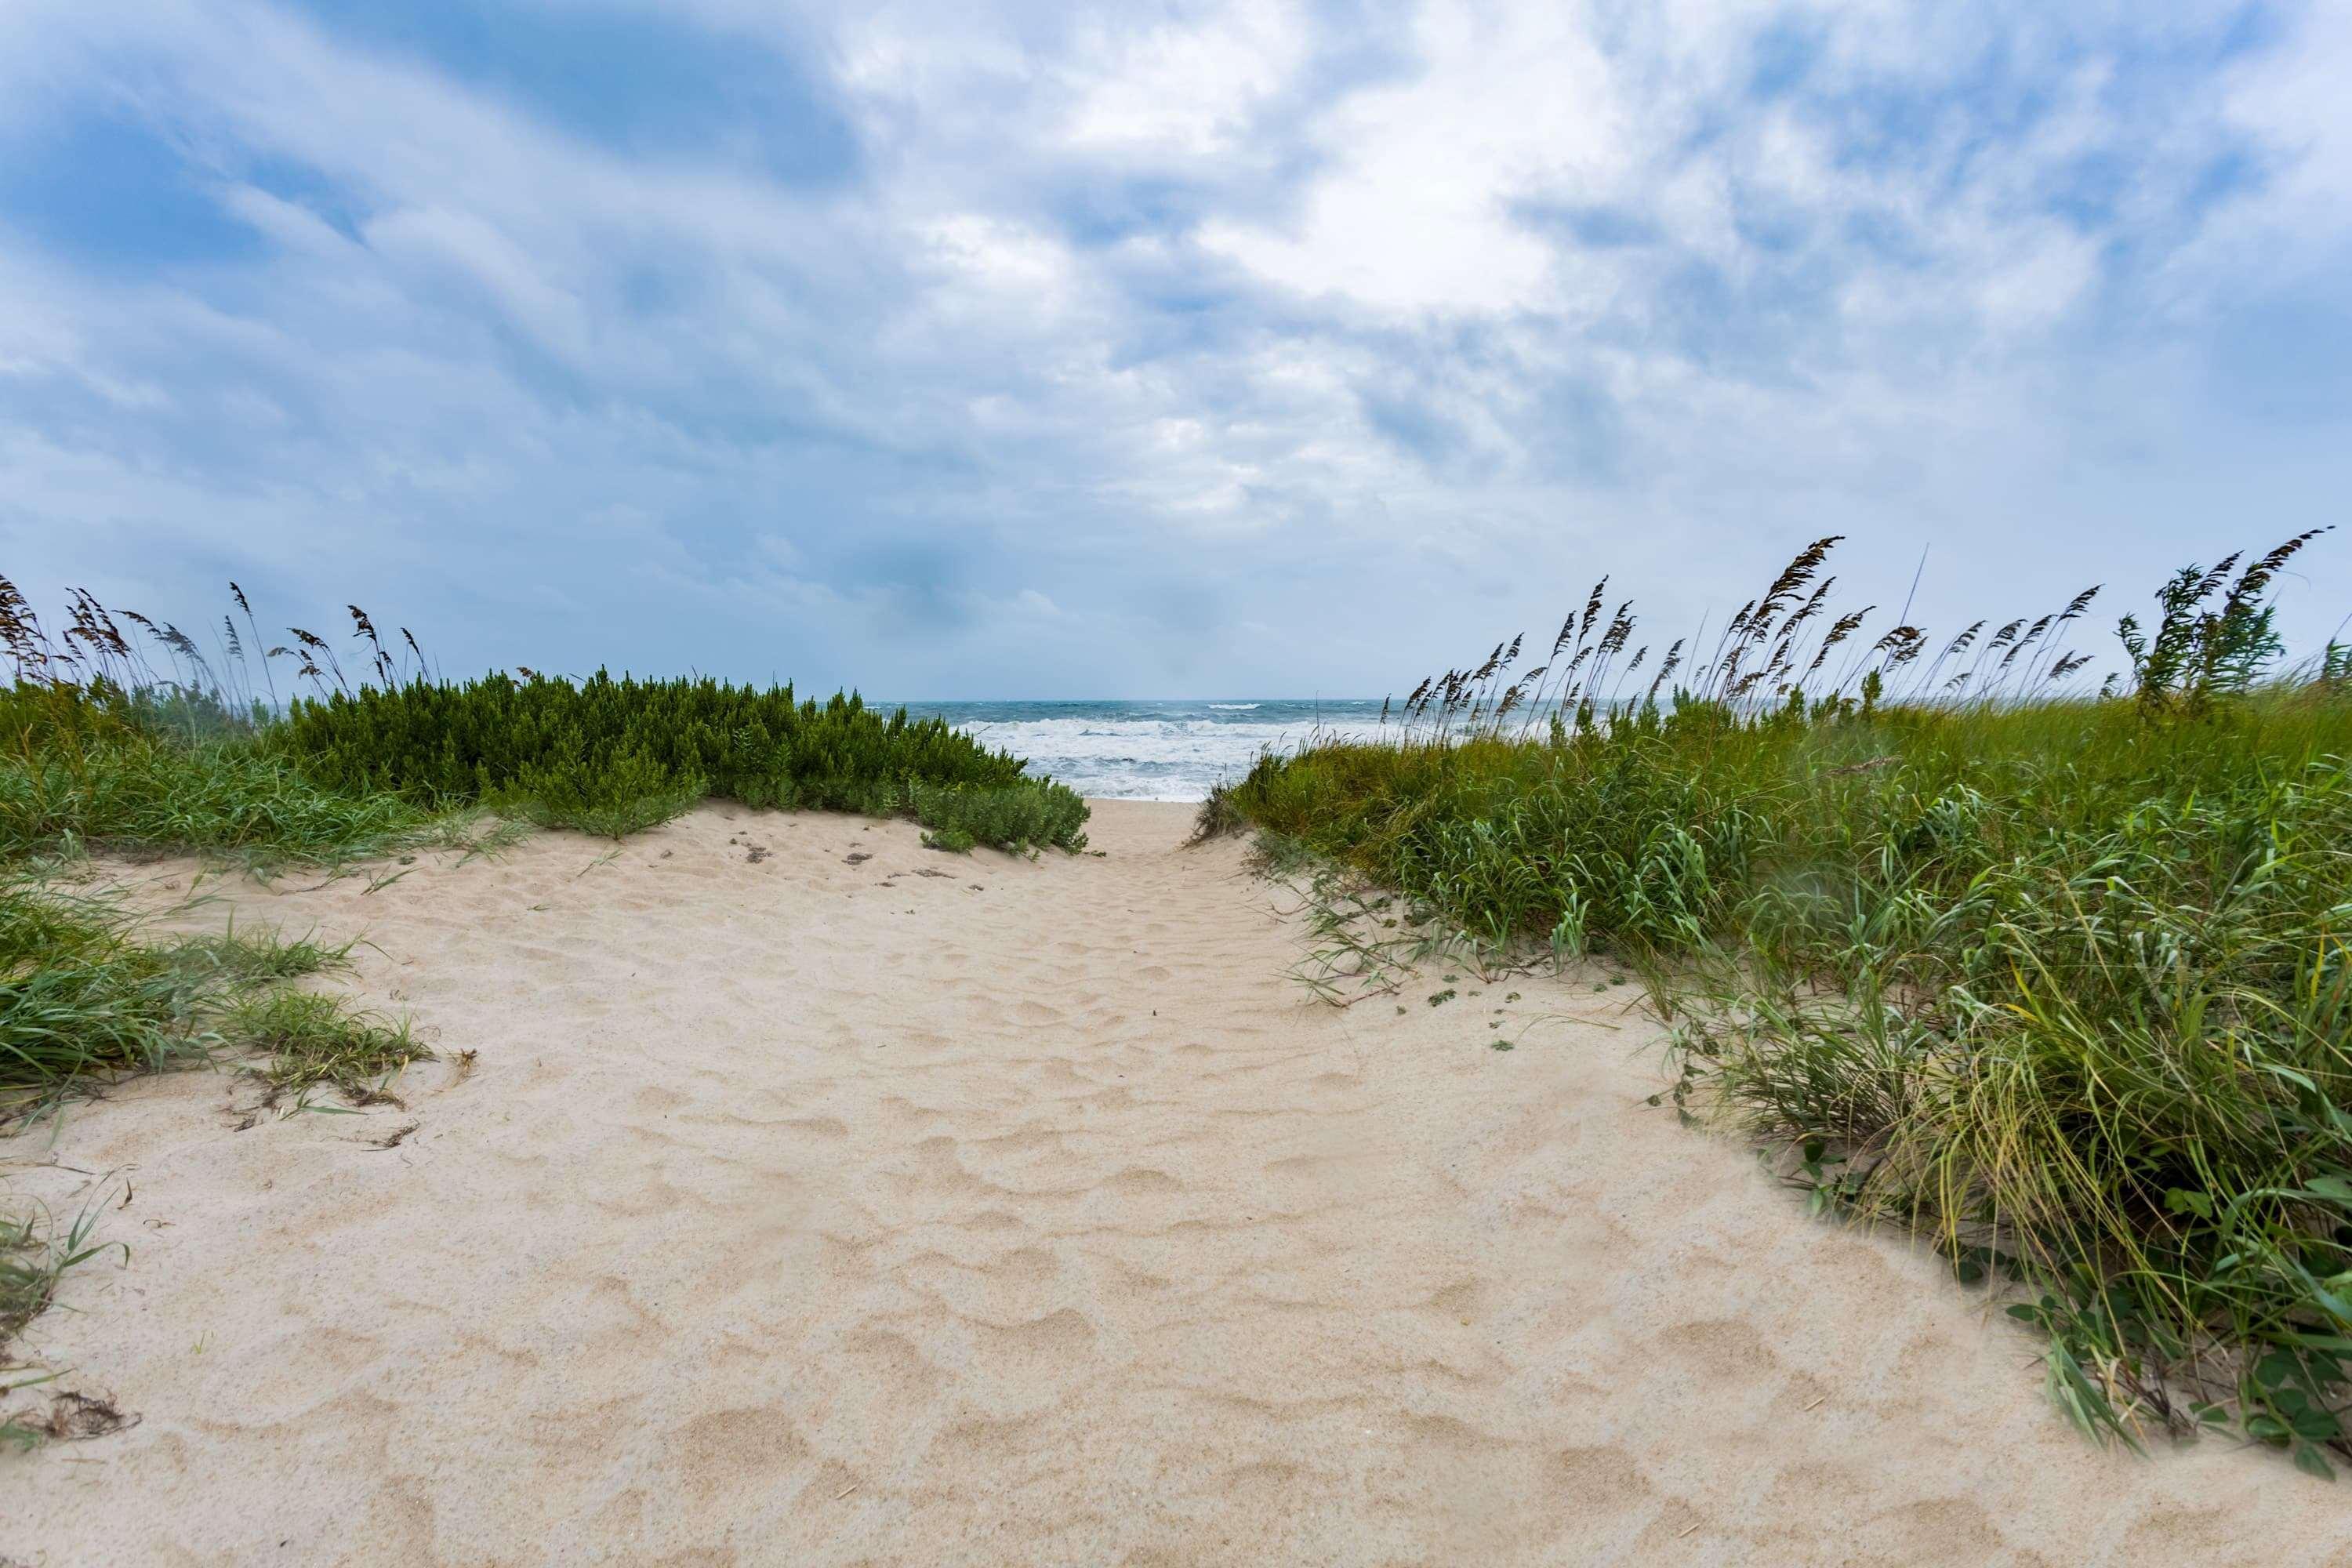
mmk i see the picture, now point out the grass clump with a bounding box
[227,989,423,1103]
[2,1198,122,1450]
[1223,532,2352,1474]
[0,870,384,1114]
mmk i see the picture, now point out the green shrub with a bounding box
[485,740,706,840]
[270,671,1087,851]
[905,779,1087,855]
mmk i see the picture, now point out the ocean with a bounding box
[893,699,1388,801]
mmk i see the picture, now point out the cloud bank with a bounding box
[2,0,2347,695]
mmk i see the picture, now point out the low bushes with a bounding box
[271,670,1087,851]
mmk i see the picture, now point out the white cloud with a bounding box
[1198,2,1628,315]
[2207,2,2352,283]
[0,0,2346,695]
[1061,2,1308,157]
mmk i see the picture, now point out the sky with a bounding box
[1,0,2347,699]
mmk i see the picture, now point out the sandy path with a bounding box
[2,800,2340,1565]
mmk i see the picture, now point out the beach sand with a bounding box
[3,800,2340,1565]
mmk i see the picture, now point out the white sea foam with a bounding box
[902,701,1386,801]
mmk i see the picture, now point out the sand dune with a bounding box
[3,801,2340,1564]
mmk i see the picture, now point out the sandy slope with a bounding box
[2,800,2341,1565]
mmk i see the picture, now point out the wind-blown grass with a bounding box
[0,684,472,870]
[1214,532,2352,1475]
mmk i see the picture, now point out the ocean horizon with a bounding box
[893,699,1388,801]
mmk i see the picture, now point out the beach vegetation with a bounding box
[1215,531,2352,1474]
[0,869,396,1116]
[0,683,465,872]
[274,670,1087,851]
[1,576,1088,858]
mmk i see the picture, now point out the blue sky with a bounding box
[2,0,2347,697]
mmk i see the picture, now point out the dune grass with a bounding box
[2,1203,104,1357]
[0,869,416,1116]
[1214,532,2352,1475]
[0,685,489,873]
[228,989,425,1105]
[0,858,395,1445]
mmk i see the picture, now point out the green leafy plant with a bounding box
[274,671,1087,851]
